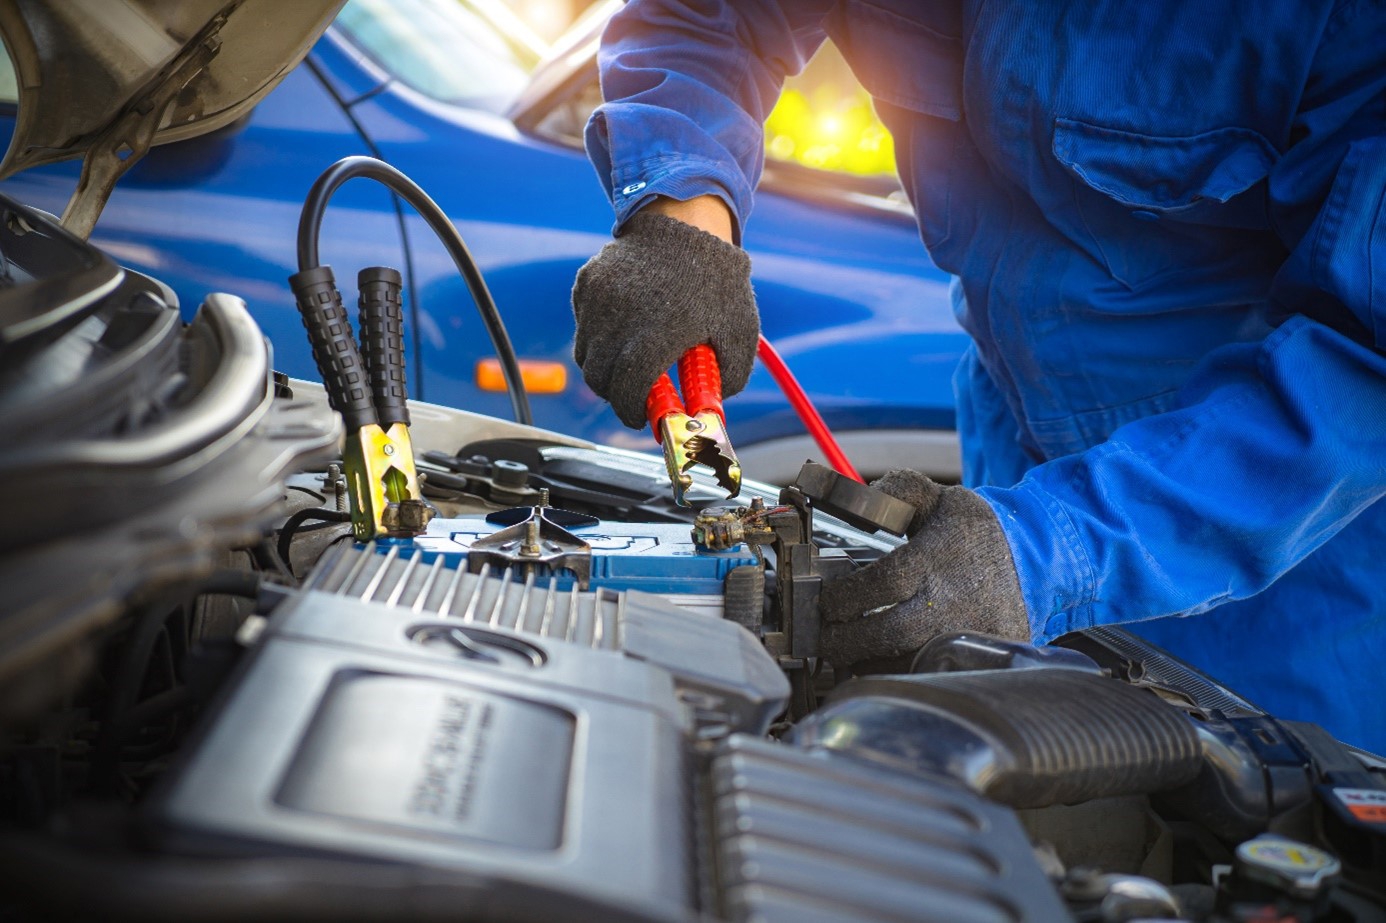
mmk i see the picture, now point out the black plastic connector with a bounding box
[288,265,376,432]
[357,266,409,428]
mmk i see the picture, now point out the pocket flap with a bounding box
[1053,118,1278,211]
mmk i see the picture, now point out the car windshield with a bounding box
[334,0,544,113]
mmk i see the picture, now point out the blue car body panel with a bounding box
[0,17,966,459]
[0,63,410,395]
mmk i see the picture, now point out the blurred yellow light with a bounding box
[768,134,795,160]
[764,85,898,178]
[816,113,844,138]
[475,357,567,395]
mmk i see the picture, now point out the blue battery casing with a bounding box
[380,517,758,595]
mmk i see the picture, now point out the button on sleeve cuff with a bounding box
[585,104,756,242]
[609,159,743,242]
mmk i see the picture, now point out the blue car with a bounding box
[0,0,966,483]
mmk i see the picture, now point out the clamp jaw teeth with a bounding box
[686,423,741,498]
[657,412,742,508]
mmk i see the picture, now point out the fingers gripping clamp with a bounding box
[646,344,742,507]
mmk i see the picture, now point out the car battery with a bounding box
[392,513,760,597]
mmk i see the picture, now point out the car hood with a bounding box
[0,0,343,178]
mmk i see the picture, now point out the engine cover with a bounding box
[150,545,1068,922]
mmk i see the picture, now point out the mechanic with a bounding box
[570,1,1386,752]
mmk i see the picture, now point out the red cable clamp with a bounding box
[645,344,741,506]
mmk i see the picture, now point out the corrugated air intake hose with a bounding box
[791,667,1204,809]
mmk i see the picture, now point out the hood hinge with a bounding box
[59,8,232,239]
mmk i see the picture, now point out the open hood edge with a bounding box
[0,0,345,236]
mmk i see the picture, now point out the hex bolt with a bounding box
[521,519,542,557]
[491,459,529,488]
[327,463,347,512]
[539,488,550,507]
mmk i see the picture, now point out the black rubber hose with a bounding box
[196,568,263,601]
[113,685,198,739]
[91,603,175,795]
[278,507,353,572]
[90,569,264,792]
[295,156,531,425]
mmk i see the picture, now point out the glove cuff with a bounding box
[620,210,750,274]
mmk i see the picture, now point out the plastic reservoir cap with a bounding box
[1234,834,1341,898]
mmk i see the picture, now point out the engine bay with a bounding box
[2,177,1386,923]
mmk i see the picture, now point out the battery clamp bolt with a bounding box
[325,463,348,511]
[520,518,543,557]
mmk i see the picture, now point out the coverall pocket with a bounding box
[1053,118,1279,287]
[832,0,965,254]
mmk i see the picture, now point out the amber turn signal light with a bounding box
[475,358,568,395]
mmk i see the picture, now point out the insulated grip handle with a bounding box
[289,265,377,432]
[678,343,724,422]
[357,266,409,428]
[646,372,682,443]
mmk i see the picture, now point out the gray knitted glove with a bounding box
[818,469,1031,667]
[572,211,760,428]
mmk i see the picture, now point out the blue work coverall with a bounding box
[586,0,1386,752]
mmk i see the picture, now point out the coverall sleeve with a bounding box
[584,0,834,239]
[980,24,1386,641]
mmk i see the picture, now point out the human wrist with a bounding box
[641,194,735,244]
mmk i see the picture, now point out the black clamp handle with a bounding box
[357,266,409,428]
[289,265,377,433]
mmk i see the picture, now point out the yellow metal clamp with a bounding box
[289,262,434,541]
[653,409,742,508]
[342,422,432,542]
